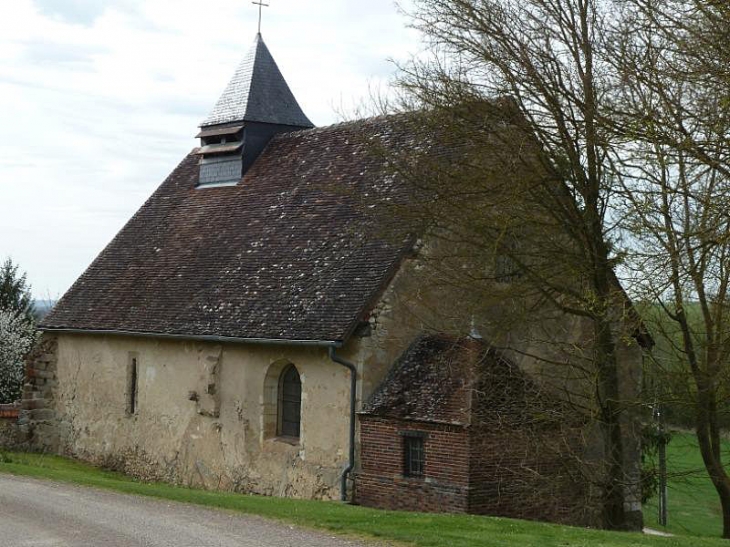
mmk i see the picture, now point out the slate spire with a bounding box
[201,33,313,129]
[196,34,314,186]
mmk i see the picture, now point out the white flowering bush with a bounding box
[0,309,36,404]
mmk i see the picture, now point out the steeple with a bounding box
[196,34,314,187]
[201,34,313,129]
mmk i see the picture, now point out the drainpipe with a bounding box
[328,346,357,502]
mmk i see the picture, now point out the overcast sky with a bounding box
[0,0,421,300]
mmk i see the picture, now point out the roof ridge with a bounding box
[268,111,416,140]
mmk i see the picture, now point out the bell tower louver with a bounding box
[196,33,314,187]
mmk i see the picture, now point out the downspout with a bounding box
[328,346,357,502]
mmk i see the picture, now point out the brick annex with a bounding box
[356,335,587,523]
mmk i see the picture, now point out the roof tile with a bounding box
[42,117,413,342]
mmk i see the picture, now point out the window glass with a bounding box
[278,365,301,438]
[404,435,425,477]
[126,354,139,416]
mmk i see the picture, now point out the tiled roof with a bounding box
[362,334,570,427]
[201,34,313,129]
[41,117,414,343]
[361,335,478,425]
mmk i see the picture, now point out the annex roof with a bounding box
[361,335,479,425]
[201,33,313,129]
[41,117,414,344]
[361,334,570,427]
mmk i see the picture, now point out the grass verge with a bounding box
[0,450,724,547]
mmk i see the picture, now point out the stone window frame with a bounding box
[400,430,427,478]
[262,359,303,444]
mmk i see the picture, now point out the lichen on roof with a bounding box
[41,116,415,343]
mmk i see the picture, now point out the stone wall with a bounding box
[15,335,67,452]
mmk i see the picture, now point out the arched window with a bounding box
[278,364,301,438]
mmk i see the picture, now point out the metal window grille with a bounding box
[403,436,425,477]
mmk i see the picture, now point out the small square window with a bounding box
[403,435,425,477]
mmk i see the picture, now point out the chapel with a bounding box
[19,32,646,527]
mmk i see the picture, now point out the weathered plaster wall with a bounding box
[51,334,352,498]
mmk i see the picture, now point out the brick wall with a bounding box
[467,425,592,525]
[0,403,20,448]
[355,416,470,513]
[355,415,595,525]
[0,403,19,420]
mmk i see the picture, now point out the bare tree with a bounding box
[612,0,730,537]
[377,0,647,530]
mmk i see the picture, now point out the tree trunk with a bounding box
[698,429,730,538]
[595,317,629,530]
[696,397,730,538]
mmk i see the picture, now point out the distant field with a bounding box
[644,432,726,537]
[32,299,55,320]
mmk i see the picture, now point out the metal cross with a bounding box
[252,0,269,34]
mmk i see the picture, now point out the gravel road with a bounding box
[0,474,391,547]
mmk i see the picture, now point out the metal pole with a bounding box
[655,401,668,527]
[658,420,668,526]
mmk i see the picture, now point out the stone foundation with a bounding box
[14,335,69,452]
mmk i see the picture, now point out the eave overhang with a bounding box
[40,326,342,348]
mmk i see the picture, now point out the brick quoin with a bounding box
[0,404,19,420]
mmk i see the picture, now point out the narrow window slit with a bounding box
[127,353,139,416]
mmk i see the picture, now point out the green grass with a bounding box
[644,432,726,538]
[0,450,728,546]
